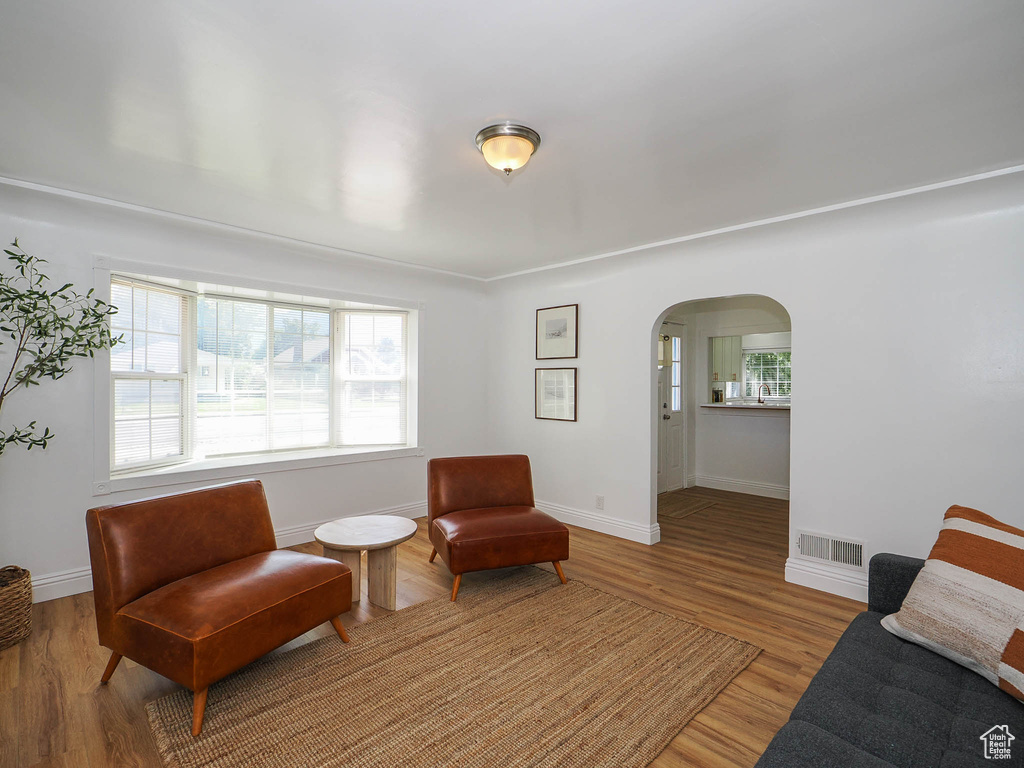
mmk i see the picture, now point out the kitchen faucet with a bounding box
[758,384,771,404]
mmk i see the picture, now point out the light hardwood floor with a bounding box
[1,487,864,767]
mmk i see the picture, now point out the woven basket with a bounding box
[0,566,32,651]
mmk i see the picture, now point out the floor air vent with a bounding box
[797,531,865,569]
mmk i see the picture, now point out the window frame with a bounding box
[737,347,792,404]
[192,294,339,459]
[670,336,682,412]
[108,279,195,474]
[91,256,421,497]
[335,308,411,448]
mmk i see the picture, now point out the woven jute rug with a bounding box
[147,567,759,768]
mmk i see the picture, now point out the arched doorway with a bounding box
[651,295,792,566]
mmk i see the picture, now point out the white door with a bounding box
[658,330,685,493]
[657,365,669,493]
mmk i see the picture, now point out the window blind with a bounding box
[110,280,188,469]
[744,351,792,398]
[335,310,408,446]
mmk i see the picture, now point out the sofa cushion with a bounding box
[754,720,896,768]
[430,506,569,574]
[881,505,1024,700]
[757,611,1024,767]
[114,550,350,690]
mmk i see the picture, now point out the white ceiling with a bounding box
[1,1,1022,279]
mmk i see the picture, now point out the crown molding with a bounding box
[0,175,485,283]
[4,163,1022,284]
[484,163,1024,282]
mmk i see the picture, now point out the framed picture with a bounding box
[536,304,578,359]
[535,368,578,422]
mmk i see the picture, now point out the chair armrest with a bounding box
[868,553,925,614]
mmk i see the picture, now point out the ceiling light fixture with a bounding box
[475,123,541,176]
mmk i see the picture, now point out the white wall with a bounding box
[696,407,790,496]
[486,172,1024,599]
[667,296,791,498]
[0,183,489,601]
[4,172,1024,605]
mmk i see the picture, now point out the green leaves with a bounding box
[0,422,53,455]
[0,239,122,456]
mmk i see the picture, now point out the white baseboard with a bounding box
[536,500,660,545]
[31,566,94,604]
[695,474,789,500]
[685,475,697,488]
[30,500,428,604]
[785,557,868,602]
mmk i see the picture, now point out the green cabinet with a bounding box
[709,336,742,384]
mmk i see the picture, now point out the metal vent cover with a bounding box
[797,530,865,570]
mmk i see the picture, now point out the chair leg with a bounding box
[330,616,351,643]
[192,688,208,737]
[428,547,437,563]
[553,561,568,584]
[450,574,462,602]
[100,651,122,684]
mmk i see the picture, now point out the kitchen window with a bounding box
[108,275,412,476]
[732,350,791,402]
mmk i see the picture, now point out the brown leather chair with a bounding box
[86,479,352,736]
[427,455,569,600]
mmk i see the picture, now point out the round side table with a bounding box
[314,515,418,611]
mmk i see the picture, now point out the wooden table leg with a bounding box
[367,545,398,610]
[323,546,362,603]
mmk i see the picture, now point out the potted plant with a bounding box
[0,238,120,649]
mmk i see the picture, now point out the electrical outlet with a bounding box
[595,495,605,511]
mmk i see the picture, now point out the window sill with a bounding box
[97,445,424,497]
[701,402,791,411]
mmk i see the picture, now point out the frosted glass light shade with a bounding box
[475,123,541,175]
[481,135,535,174]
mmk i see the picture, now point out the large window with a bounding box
[109,277,410,474]
[195,297,333,455]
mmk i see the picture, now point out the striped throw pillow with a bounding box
[881,505,1024,699]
